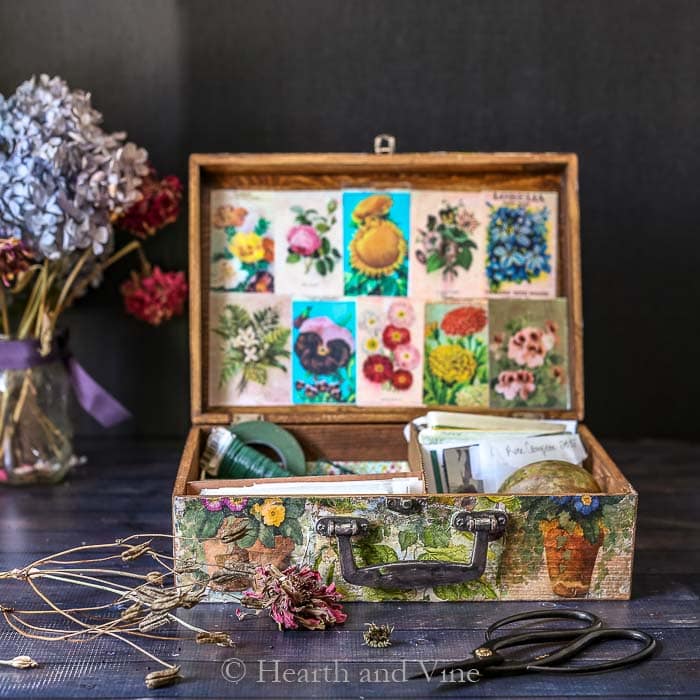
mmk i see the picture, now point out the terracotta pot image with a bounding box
[247,535,296,569]
[541,519,604,597]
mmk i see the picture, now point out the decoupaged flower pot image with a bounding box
[541,518,604,597]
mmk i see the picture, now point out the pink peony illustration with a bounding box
[287,225,322,256]
[394,343,421,370]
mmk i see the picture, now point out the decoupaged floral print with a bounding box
[208,293,292,406]
[274,191,344,297]
[210,191,276,293]
[409,191,485,299]
[484,191,558,297]
[174,492,635,602]
[489,298,570,409]
[356,297,424,406]
[423,301,489,407]
[343,191,410,296]
[292,300,356,404]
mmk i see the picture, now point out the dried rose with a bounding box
[0,236,33,287]
[118,168,183,238]
[120,267,187,326]
[241,564,347,631]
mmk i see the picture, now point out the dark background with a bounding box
[0,0,697,440]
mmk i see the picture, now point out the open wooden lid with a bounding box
[189,152,583,426]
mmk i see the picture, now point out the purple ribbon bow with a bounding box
[0,335,131,428]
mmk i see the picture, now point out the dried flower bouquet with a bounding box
[0,74,187,483]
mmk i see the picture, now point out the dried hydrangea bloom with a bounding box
[0,74,148,260]
[120,267,188,326]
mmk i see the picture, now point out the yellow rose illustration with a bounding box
[229,232,265,264]
[429,345,477,384]
[349,218,406,277]
[255,498,286,527]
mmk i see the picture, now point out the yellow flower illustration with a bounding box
[429,345,477,384]
[253,498,286,527]
[364,337,380,353]
[229,232,265,264]
[352,194,393,224]
[349,218,406,278]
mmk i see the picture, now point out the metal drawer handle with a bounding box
[315,510,508,590]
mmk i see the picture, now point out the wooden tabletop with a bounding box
[0,439,698,698]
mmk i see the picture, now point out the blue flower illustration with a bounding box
[550,496,572,506]
[486,205,551,291]
[573,495,600,516]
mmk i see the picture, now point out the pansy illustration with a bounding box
[292,301,356,404]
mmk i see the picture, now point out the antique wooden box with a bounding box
[173,151,637,602]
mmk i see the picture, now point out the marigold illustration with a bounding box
[349,218,406,278]
[252,498,286,527]
[428,345,477,384]
[441,306,487,336]
[229,232,265,264]
[352,194,393,224]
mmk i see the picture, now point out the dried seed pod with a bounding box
[121,542,153,562]
[146,572,165,586]
[179,588,206,609]
[220,519,249,544]
[195,631,235,647]
[138,612,170,632]
[363,622,394,648]
[119,603,142,622]
[144,665,181,689]
[0,656,39,669]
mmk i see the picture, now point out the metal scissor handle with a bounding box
[479,609,656,676]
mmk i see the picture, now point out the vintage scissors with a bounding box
[412,609,657,684]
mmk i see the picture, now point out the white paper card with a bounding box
[473,433,588,492]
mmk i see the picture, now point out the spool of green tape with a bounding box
[227,421,306,476]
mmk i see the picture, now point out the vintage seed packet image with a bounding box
[356,297,425,406]
[484,190,558,298]
[488,298,570,409]
[208,292,292,406]
[409,191,486,299]
[210,190,277,293]
[343,190,410,296]
[273,190,344,297]
[423,301,489,407]
[292,299,356,404]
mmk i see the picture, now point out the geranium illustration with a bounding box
[491,316,567,408]
[423,305,488,406]
[211,204,274,292]
[345,193,408,296]
[214,303,290,391]
[415,201,479,280]
[486,203,551,291]
[286,199,340,276]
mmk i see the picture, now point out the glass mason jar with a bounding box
[0,358,74,485]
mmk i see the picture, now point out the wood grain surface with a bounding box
[0,438,698,698]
